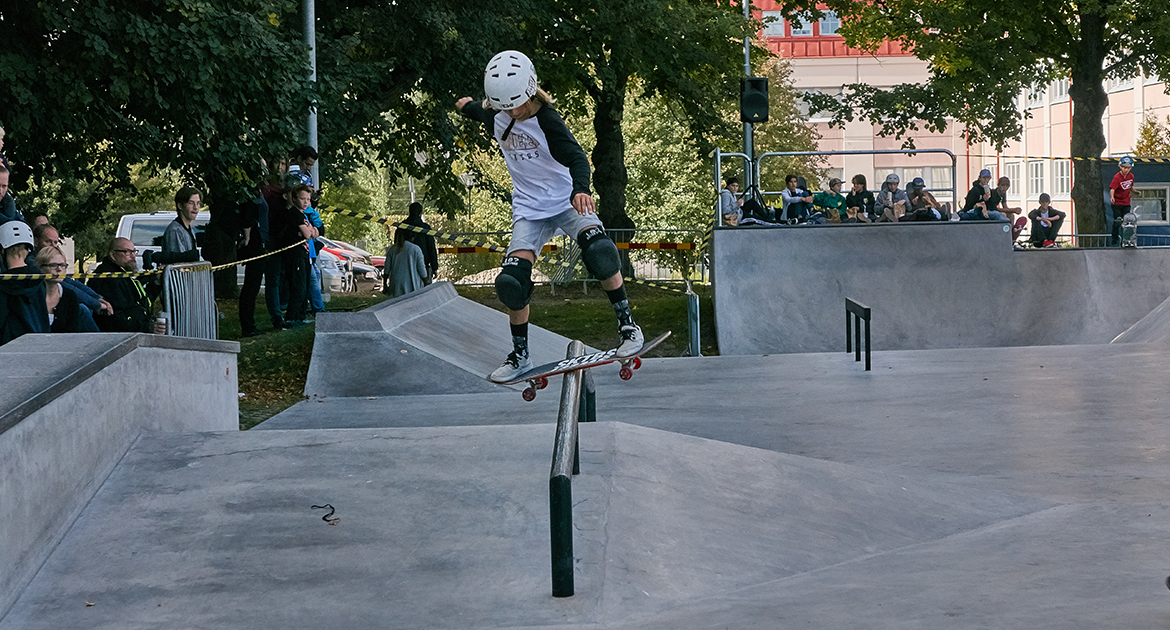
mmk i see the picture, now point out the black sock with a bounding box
[605,288,634,328]
[510,323,529,356]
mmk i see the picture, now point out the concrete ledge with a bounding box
[0,333,239,620]
[713,223,1170,354]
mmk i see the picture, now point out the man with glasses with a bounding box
[87,237,164,333]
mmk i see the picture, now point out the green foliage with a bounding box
[0,1,313,213]
[1135,112,1170,157]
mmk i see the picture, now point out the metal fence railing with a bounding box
[163,262,217,339]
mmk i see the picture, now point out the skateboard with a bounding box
[491,331,672,401]
[1121,212,1138,248]
[1011,216,1027,242]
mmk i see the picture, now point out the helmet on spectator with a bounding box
[979,168,992,178]
[885,173,900,184]
[1120,156,1135,167]
[484,51,538,110]
[910,177,926,189]
[0,221,33,250]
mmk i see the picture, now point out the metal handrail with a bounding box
[549,340,585,598]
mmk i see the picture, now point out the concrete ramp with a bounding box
[1111,292,1170,343]
[304,282,578,397]
[0,423,1047,630]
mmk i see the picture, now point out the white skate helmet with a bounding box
[0,221,33,250]
[484,51,538,110]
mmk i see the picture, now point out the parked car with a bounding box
[113,212,350,294]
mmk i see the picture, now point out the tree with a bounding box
[0,1,314,236]
[796,0,1170,234]
[532,0,759,229]
[1135,111,1170,157]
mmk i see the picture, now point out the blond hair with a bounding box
[482,87,556,111]
[35,244,67,270]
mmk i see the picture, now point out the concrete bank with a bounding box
[306,281,581,397]
[713,221,1170,354]
[0,333,239,620]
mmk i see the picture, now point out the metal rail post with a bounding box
[550,340,585,598]
[845,298,871,371]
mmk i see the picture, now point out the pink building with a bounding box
[756,1,1170,227]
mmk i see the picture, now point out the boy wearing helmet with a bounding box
[1110,156,1136,246]
[456,51,643,382]
[0,221,50,344]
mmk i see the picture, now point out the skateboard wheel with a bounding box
[632,357,642,370]
[536,376,548,390]
[522,387,537,402]
[619,366,633,381]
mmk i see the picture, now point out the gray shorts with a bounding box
[507,209,604,255]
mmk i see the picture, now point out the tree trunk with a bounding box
[590,71,632,231]
[1069,10,1109,236]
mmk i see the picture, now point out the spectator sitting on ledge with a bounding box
[780,174,814,222]
[845,174,876,222]
[813,178,847,223]
[874,174,909,222]
[1028,193,1065,248]
[903,177,945,221]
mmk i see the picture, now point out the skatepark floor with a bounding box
[5,340,1170,628]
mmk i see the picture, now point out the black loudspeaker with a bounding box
[740,77,769,123]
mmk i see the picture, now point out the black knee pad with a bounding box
[495,256,534,310]
[578,226,621,279]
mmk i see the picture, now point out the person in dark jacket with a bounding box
[87,237,161,333]
[404,202,439,281]
[0,221,49,345]
[36,245,94,333]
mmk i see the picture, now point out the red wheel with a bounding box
[536,376,549,390]
[522,387,537,402]
[632,357,642,370]
[619,367,633,381]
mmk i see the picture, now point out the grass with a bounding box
[226,280,716,430]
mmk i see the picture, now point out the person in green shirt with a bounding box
[813,178,847,223]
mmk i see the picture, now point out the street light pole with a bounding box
[742,0,754,190]
[304,0,319,189]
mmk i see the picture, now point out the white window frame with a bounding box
[819,10,840,35]
[1053,160,1071,198]
[1108,76,1134,92]
[1027,161,1045,200]
[1026,87,1045,109]
[789,17,812,36]
[761,11,784,37]
[1004,163,1022,203]
[1050,78,1069,103]
[1132,185,1170,225]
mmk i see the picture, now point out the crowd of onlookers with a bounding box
[0,142,363,345]
[719,168,1085,248]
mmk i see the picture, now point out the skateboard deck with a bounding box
[1121,212,1138,247]
[491,331,672,401]
[1011,216,1027,241]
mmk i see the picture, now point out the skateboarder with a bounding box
[1110,156,1136,247]
[455,50,644,382]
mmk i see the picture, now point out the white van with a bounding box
[113,212,350,294]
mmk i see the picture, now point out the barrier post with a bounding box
[550,340,585,598]
[687,290,702,357]
[163,262,218,340]
[845,298,871,371]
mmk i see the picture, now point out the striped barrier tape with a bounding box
[438,242,699,254]
[967,154,1170,163]
[316,205,697,294]
[0,239,310,280]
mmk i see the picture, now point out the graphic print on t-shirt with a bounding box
[502,130,541,162]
